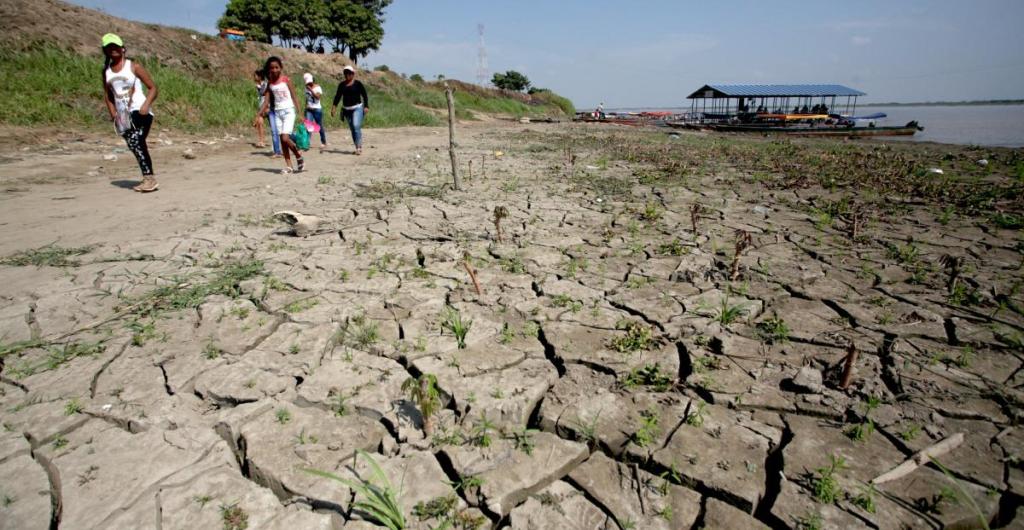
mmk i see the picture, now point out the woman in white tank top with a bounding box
[101,33,160,192]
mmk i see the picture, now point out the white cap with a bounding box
[303,73,313,84]
[343,65,355,73]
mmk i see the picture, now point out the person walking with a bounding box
[253,69,271,150]
[303,73,327,150]
[330,65,369,155]
[101,33,159,192]
[259,57,304,174]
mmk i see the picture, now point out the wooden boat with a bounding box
[705,121,923,137]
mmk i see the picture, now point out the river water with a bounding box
[855,104,1024,148]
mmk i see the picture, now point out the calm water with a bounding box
[856,104,1024,148]
[615,104,1024,147]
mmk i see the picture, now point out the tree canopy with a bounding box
[492,70,530,92]
[218,0,391,64]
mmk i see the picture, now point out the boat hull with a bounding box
[703,124,921,137]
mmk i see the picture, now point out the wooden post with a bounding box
[445,84,461,191]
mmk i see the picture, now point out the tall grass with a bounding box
[0,47,573,132]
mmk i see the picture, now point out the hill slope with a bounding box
[0,0,574,132]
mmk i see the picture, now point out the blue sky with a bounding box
[71,0,1024,107]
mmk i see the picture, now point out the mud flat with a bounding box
[0,121,1022,529]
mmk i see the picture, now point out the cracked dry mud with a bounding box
[1,122,1022,530]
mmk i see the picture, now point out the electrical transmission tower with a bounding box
[476,24,488,86]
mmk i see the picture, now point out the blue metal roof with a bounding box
[687,84,866,98]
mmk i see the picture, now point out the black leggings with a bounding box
[122,111,154,176]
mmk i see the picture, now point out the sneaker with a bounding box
[355,147,362,156]
[296,157,305,172]
[281,166,293,175]
[137,177,159,192]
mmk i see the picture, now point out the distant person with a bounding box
[101,33,159,192]
[330,65,369,155]
[253,69,273,153]
[259,56,305,173]
[303,73,327,150]
[597,102,605,119]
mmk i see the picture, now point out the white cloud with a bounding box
[851,36,872,46]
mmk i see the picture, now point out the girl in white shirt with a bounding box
[303,72,327,149]
[258,57,305,174]
[101,33,160,192]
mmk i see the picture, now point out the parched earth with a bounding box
[0,121,1022,529]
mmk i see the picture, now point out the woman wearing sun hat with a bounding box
[100,33,160,192]
[330,65,369,155]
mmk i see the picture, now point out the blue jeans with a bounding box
[305,109,326,145]
[343,106,364,148]
[268,110,282,155]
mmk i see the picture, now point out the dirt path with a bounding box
[0,122,1021,530]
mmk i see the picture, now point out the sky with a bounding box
[70,0,1024,107]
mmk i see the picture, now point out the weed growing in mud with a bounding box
[203,340,222,360]
[756,315,791,344]
[441,306,472,349]
[573,410,602,448]
[305,450,406,530]
[631,409,660,448]
[128,319,163,346]
[5,340,107,378]
[658,238,687,256]
[609,321,654,353]
[641,202,662,223]
[316,175,334,185]
[498,323,515,344]
[886,241,920,265]
[655,505,673,521]
[220,503,249,530]
[811,454,847,504]
[796,512,824,530]
[685,400,708,427]
[565,257,588,278]
[551,294,583,313]
[0,245,92,267]
[403,374,441,435]
[130,260,265,319]
[469,415,497,448]
[621,363,673,391]
[284,297,319,313]
[853,483,878,514]
[64,398,83,416]
[507,427,538,455]
[500,256,526,274]
[275,408,291,424]
[413,494,458,520]
[929,458,991,529]
[716,296,749,326]
[845,419,875,442]
[900,423,922,441]
[52,435,68,449]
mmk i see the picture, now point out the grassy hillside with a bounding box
[0,47,573,133]
[0,0,573,133]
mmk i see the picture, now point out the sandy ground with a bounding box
[0,121,1022,530]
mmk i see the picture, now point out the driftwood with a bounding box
[838,342,859,390]
[871,432,965,484]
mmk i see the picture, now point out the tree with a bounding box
[492,70,531,92]
[218,0,277,44]
[324,0,387,64]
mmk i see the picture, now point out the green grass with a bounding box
[0,245,93,267]
[0,48,573,132]
[305,450,406,530]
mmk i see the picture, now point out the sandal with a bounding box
[296,157,305,172]
[281,166,293,175]
[137,177,159,193]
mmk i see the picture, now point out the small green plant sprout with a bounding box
[288,343,300,355]
[194,494,213,508]
[621,363,673,391]
[811,454,847,504]
[508,427,538,455]
[52,435,69,449]
[658,238,686,256]
[685,400,708,427]
[203,339,222,360]
[305,450,406,530]
[853,482,878,514]
[330,391,349,417]
[796,511,824,530]
[716,295,749,326]
[0,244,92,267]
[283,297,319,313]
[469,414,497,448]
[900,423,922,441]
[64,398,83,416]
[317,175,334,185]
[493,205,509,243]
[756,314,790,344]
[220,502,249,530]
[402,374,442,435]
[955,346,974,368]
[412,494,458,521]
[608,321,655,353]
[631,408,660,448]
[573,409,602,448]
[641,202,662,223]
[448,475,484,497]
[498,322,515,344]
[655,505,673,521]
[929,457,990,529]
[275,408,292,425]
[441,306,472,349]
[730,230,753,281]
[886,240,920,265]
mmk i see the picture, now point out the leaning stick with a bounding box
[463,253,482,295]
[871,432,965,485]
[838,342,858,390]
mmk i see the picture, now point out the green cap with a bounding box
[101,33,123,48]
